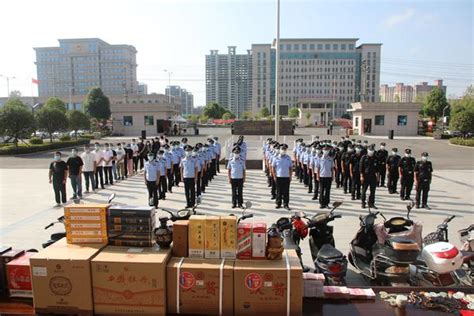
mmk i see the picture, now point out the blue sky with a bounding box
[0,0,472,105]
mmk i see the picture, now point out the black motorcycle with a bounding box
[348,202,420,286]
[308,201,347,285]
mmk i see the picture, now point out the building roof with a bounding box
[356,43,383,48]
[348,102,422,112]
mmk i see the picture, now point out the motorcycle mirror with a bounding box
[406,201,414,220]
[332,201,343,208]
[177,210,190,218]
[244,201,252,209]
[108,193,116,204]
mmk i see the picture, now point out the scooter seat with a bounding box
[317,244,343,260]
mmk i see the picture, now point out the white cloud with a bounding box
[384,8,415,27]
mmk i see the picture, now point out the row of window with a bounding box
[355,115,407,127]
[280,43,355,52]
[282,59,355,66]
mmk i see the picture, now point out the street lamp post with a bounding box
[0,75,16,97]
[274,0,281,141]
[442,104,450,133]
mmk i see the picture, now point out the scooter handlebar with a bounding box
[243,214,254,220]
[44,223,54,230]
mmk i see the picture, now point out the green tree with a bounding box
[222,111,236,120]
[203,102,227,119]
[305,112,311,120]
[67,110,90,138]
[188,114,199,124]
[242,111,253,120]
[0,99,36,147]
[37,107,68,143]
[422,87,449,122]
[9,90,22,98]
[450,109,474,135]
[260,106,270,117]
[44,97,67,113]
[83,88,111,121]
[288,108,300,118]
[199,114,209,124]
[451,85,474,115]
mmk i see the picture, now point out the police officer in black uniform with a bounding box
[335,143,344,189]
[398,148,416,201]
[414,152,433,209]
[360,146,379,209]
[376,142,388,187]
[341,145,353,194]
[386,148,401,194]
[349,146,363,200]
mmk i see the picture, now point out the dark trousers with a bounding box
[95,166,104,189]
[299,164,304,182]
[416,180,430,206]
[400,176,414,200]
[173,164,181,186]
[196,172,202,197]
[231,178,244,206]
[133,157,139,172]
[303,164,309,186]
[313,174,319,199]
[307,171,313,193]
[83,171,95,191]
[211,159,216,179]
[387,171,399,193]
[159,176,167,199]
[139,156,144,170]
[52,178,66,204]
[362,177,377,206]
[351,173,361,199]
[270,176,276,198]
[124,158,128,177]
[335,168,342,187]
[167,168,173,192]
[276,177,290,206]
[295,164,301,179]
[201,170,207,193]
[378,164,387,186]
[319,177,332,207]
[216,155,220,172]
[342,171,352,193]
[146,180,158,207]
[104,166,113,185]
[203,167,209,187]
[184,178,196,207]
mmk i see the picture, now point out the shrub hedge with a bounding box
[449,137,474,147]
[29,137,44,145]
[0,139,90,155]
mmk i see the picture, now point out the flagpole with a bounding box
[274,0,280,141]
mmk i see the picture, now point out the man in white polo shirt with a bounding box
[93,142,104,189]
[81,144,96,193]
[102,143,114,185]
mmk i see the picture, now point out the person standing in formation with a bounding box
[227,146,246,208]
[272,144,293,210]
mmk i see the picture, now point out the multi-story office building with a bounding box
[34,38,138,98]
[137,83,148,95]
[380,80,446,102]
[251,39,382,119]
[165,85,194,116]
[205,46,252,118]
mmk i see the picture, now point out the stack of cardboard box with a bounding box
[107,206,156,247]
[64,204,109,244]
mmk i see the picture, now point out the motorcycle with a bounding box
[42,193,116,248]
[308,201,347,285]
[348,202,421,286]
[459,224,474,273]
[411,216,473,286]
[275,213,309,272]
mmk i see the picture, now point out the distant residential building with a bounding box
[165,85,194,116]
[34,38,138,99]
[380,80,446,102]
[252,39,382,118]
[137,83,148,95]
[205,46,252,118]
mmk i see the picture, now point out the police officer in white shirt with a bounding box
[144,151,160,208]
[227,147,246,208]
[180,145,198,208]
[93,142,104,189]
[213,136,221,173]
[81,144,96,193]
[272,144,293,210]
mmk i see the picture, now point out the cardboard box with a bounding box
[205,216,220,259]
[0,249,25,297]
[234,250,303,316]
[172,220,189,257]
[29,238,104,315]
[64,204,109,245]
[108,239,155,247]
[109,216,155,225]
[167,258,234,315]
[237,223,252,259]
[91,245,170,315]
[6,251,35,298]
[252,223,267,259]
[220,216,237,259]
[108,205,156,217]
[188,215,205,258]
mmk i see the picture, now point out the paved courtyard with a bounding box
[0,127,473,285]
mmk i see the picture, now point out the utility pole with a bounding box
[274,0,281,141]
[164,69,172,105]
[0,75,16,97]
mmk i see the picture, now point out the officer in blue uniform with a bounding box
[194,144,204,200]
[272,144,293,210]
[227,147,246,208]
[163,144,174,193]
[171,141,182,187]
[144,152,160,208]
[180,145,198,208]
[213,136,221,173]
[310,145,322,200]
[316,145,335,209]
[156,149,167,200]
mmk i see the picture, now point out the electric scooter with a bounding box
[308,201,347,285]
[348,202,421,286]
[42,193,117,248]
[275,213,310,272]
[411,216,473,286]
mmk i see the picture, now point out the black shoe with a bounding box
[362,204,366,209]
[312,196,318,200]
[416,205,420,209]
[319,205,325,209]
[271,196,276,200]
[344,191,347,194]
[239,205,244,209]
[308,190,312,194]
[370,204,378,209]
[357,195,361,200]
[276,205,282,209]
[351,196,356,200]
[423,204,431,210]
[400,197,405,201]
[284,205,291,210]
[232,205,236,209]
